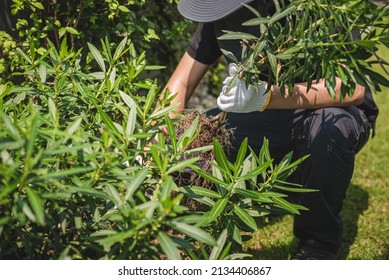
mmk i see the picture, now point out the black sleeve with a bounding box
[186,23,222,65]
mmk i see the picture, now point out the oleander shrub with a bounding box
[0,35,311,259]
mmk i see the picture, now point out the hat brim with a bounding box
[178,0,255,23]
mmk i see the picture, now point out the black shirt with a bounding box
[185,0,378,134]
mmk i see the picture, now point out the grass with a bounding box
[245,47,389,260]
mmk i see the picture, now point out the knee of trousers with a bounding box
[300,108,365,155]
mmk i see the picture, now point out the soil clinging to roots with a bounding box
[169,110,233,190]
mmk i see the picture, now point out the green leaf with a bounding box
[180,186,222,199]
[224,253,252,260]
[193,167,225,186]
[48,97,57,125]
[113,37,128,62]
[126,107,137,139]
[363,67,389,87]
[236,189,273,203]
[266,50,278,76]
[165,115,177,151]
[172,222,216,246]
[238,161,272,181]
[218,31,258,41]
[31,2,44,9]
[65,117,82,136]
[243,17,270,26]
[269,5,297,24]
[207,197,228,222]
[26,188,45,225]
[209,229,228,260]
[234,138,248,176]
[87,43,106,73]
[213,139,231,176]
[36,167,95,180]
[118,5,130,12]
[166,157,199,175]
[39,63,47,83]
[26,113,39,161]
[16,48,32,64]
[157,232,181,260]
[272,196,300,214]
[149,103,178,120]
[97,107,121,137]
[177,115,200,150]
[64,27,79,35]
[124,168,149,201]
[232,203,257,231]
[99,230,135,249]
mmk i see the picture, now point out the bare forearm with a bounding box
[267,77,365,110]
[163,52,210,113]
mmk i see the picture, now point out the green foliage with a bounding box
[220,0,389,98]
[0,0,193,84]
[0,36,311,259]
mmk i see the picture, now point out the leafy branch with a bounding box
[219,0,389,99]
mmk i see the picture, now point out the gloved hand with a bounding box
[217,63,271,113]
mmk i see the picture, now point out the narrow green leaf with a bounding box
[213,139,231,176]
[207,197,228,222]
[269,5,297,24]
[48,97,57,125]
[239,161,272,181]
[166,157,199,175]
[99,230,135,248]
[88,43,106,73]
[165,115,177,151]
[177,115,199,151]
[266,50,278,76]
[97,107,121,137]
[39,64,47,83]
[2,115,21,140]
[26,188,45,225]
[65,117,82,136]
[26,114,39,160]
[234,138,248,176]
[144,85,158,117]
[70,187,110,200]
[16,48,32,64]
[172,222,217,246]
[272,196,300,214]
[113,37,128,62]
[224,253,252,260]
[243,17,270,26]
[126,108,137,139]
[236,188,273,203]
[193,167,225,186]
[149,103,178,120]
[218,31,258,41]
[124,168,149,201]
[180,186,222,199]
[209,229,228,260]
[37,166,95,180]
[232,203,257,231]
[364,67,389,87]
[157,232,182,260]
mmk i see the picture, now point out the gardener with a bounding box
[165,0,378,259]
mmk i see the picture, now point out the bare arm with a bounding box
[267,77,365,110]
[164,52,210,114]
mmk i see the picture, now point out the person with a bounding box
[165,0,379,259]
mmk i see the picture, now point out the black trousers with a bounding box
[207,105,371,253]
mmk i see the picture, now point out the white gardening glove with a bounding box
[217,63,271,113]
